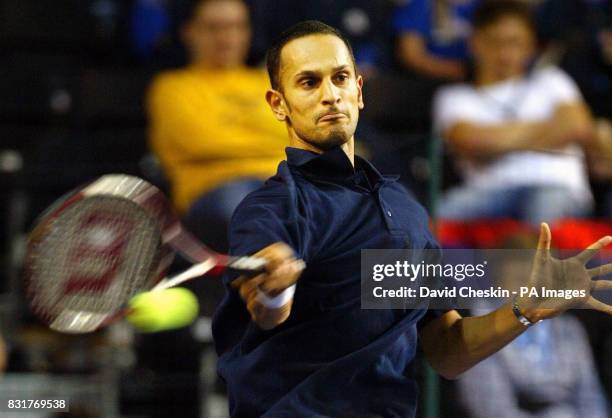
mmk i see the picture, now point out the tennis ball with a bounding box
[126,288,199,333]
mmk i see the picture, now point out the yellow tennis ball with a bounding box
[126,288,199,333]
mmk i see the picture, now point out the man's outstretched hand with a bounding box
[518,223,612,322]
[232,242,305,330]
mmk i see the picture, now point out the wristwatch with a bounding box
[512,298,542,327]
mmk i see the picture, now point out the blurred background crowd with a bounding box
[0,0,611,417]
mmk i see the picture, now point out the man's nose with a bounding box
[320,79,341,105]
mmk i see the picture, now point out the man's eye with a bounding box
[335,73,349,83]
[301,79,316,87]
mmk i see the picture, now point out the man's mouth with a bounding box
[319,112,347,122]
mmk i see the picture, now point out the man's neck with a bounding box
[340,142,354,166]
[289,135,355,166]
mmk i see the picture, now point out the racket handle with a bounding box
[153,259,217,291]
[227,256,267,277]
[151,256,266,291]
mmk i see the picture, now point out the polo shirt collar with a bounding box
[285,146,391,185]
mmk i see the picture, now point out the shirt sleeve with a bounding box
[538,66,583,105]
[224,179,308,283]
[392,0,429,35]
[417,235,453,332]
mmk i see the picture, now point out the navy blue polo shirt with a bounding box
[212,146,440,418]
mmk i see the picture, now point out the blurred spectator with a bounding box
[589,119,612,217]
[130,0,172,60]
[147,0,287,251]
[457,234,609,418]
[534,0,612,218]
[536,0,612,117]
[574,308,612,406]
[459,315,609,418]
[393,0,479,81]
[249,0,395,77]
[434,0,594,225]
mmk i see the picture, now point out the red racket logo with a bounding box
[64,211,133,295]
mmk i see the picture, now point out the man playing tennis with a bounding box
[211,21,612,417]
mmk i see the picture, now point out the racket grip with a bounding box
[227,256,267,277]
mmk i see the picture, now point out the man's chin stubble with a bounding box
[310,132,348,150]
[290,124,346,150]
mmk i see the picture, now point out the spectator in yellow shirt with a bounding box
[147,0,287,251]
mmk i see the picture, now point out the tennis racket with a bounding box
[24,174,266,334]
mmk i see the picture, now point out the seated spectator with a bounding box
[589,119,612,217]
[459,314,609,418]
[434,0,594,225]
[535,0,612,217]
[535,0,612,116]
[393,0,480,81]
[147,0,287,251]
[457,234,609,418]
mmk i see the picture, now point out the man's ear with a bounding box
[266,89,287,122]
[357,75,364,110]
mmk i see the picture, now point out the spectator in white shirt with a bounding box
[433,0,594,225]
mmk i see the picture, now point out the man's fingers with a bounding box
[588,263,612,278]
[591,280,612,291]
[260,260,304,294]
[231,276,247,289]
[238,278,257,302]
[584,296,612,314]
[535,223,552,263]
[232,274,263,289]
[576,236,612,264]
[537,223,551,250]
[246,296,264,321]
[254,242,297,271]
[236,274,264,301]
[259,259,305,294]
[233,241,305,300]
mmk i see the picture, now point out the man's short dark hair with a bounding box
[265,20,356,91]
[473,0,536,33]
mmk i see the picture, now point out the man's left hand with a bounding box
[518,223,612,322]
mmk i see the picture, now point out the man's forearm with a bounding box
[420,304,532,379]
[447,103,593,159]
[422,224,612,379]
[447,122,549,158]
[398,35,465,80]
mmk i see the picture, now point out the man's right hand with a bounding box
[232,242,305,330]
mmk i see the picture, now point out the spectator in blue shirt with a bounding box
[393,0,479,80]
[211,20,612,418]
